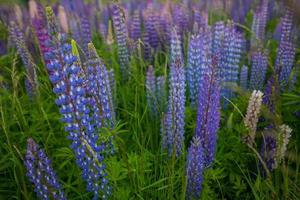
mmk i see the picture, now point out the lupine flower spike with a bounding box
[186,136,204,200]
[243,90,263,145]
[25,138,66,200]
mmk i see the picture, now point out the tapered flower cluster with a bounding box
[260,132,277,172]
[31,3,50,62]
[111,3,129,80]
[222,23,244,99]
[162,28,185,157]
[249,50,268,90]
[130,10,141,41]
[195,64,221,167]
[243,90,263,144]
[263,76,278,114]
[44,7,112,199]
[24,138,66,200]
[251,0,268,48]
[276,124,292,166]
[80,16,92,53]
[187,30,211,106]
[143,7,159,50]
[186,136,204,200]
[239,65,248,89]
[275,8,295,89]
[146,65,166,116]
[9,21,38,97]
[87,43,115,128]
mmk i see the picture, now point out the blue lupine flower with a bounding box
[186,136,204,200]
[239,65,248,89]
[260,132,277,174]
[143,7,159,50]
[249,49,268,90]
[263,76,278,113]
[162,28,185,157]
[24,138,66,200]
[146,65,157,116]
[222,23,244,100]
[111,3,130,80]
[187,30,211,106]
[195,61,221,167]
[80,16,92,53]
[130,10,141,41]
[275,7,295,89]
[9,21,38,97]
[251,0,268,48]
[87,43,115,128]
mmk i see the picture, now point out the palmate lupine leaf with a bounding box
[25,138,66,200]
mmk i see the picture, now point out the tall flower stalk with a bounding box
[25,138,66,200]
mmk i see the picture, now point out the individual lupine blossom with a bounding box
[275,124,292,167]
[239,65,248,89]
[163,57,186,157]
[260,132,277,172]
[222,23,244,100]
[80,16,92,53]
[275,8,296,89]
[146,65,157,116]
[87,43,115,128]
[187,30,211,106]
[263,76,278,113]
[143,7,159,50]
[130,10,141,41]
[249,49,268,90]
[243,90,263,145]
[9,21,38,97]
[250,0,268,48]
[111,3,130,80]
[186,136,204,200]
[195,61,221,167]
[24,138,66,200]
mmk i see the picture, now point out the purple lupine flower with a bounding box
[130,10,141,41]
[80,16,92,53]
[156,75,166,113]
[249,49,268,90]
[275,8,295,89]
[187,29,211,106]
[186,136,204,200]
[239,65,248,89]
[107,68,116,103]
[158,11,172,49]
[87,43,115,128]
[111,3,130,80]
[251,0,268,48]
[172,5,189,37]
[25,138,66,200]
[31,3,50,63]
[162,28,185,157]
[263,76,279,113]
[222,22,244,100]
[143,7,159,50]
[45,7,60,37]
[195,59,221,167]
[260,133,277,174]
[146,65,157,116]
[9,21,38,97]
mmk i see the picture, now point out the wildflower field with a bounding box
[0,0,300,199]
